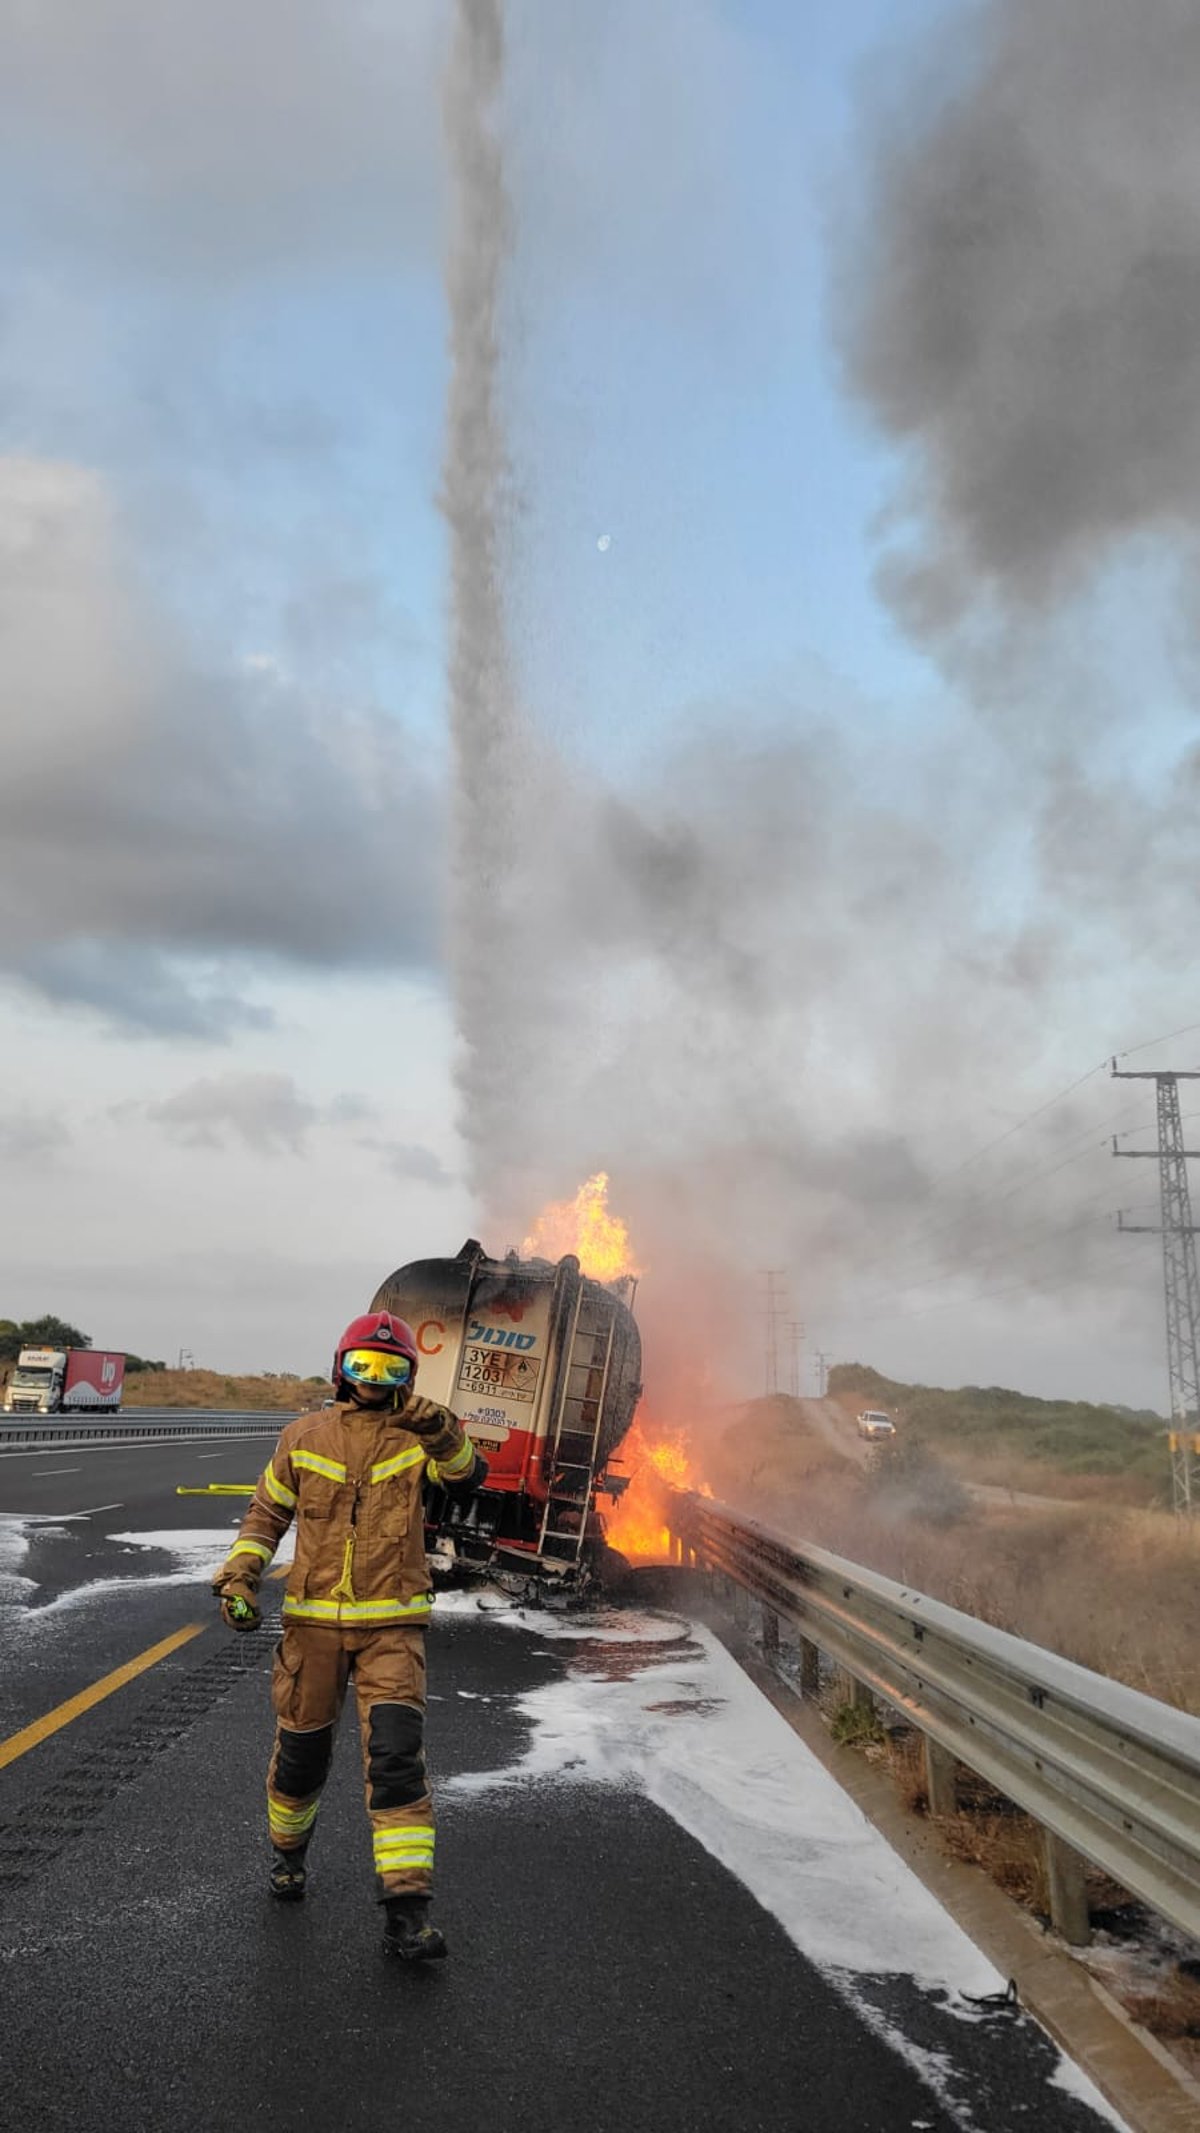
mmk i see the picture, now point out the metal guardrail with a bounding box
[667,1492,1200,1949]
[0,1410,293,1450]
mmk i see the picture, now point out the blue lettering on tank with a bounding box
[467,1320,537,1351]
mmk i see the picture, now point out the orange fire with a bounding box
[603,1415,712,1563]
[523,1171,640,1284]
[523,1173,710,1563]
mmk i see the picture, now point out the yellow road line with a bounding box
[0,1622,207,1773]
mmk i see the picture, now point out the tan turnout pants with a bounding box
[266,1622,434,1898]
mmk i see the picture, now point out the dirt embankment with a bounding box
[791,1394,871,1470]
[710,1395,1200,1714]
[123,1369,328,1410]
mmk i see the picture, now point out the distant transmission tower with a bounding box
[1112,1061,1200,1514]
[763,1271,786,1396]
[787,1319,805,1398]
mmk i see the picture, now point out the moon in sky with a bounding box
[597,533,612,552]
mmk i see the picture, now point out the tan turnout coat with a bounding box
[216,1395,474,1626]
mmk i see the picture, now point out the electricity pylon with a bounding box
[763,1271,786,1396]
[787,1319,805,1398]
[1112,1061,1200,1514]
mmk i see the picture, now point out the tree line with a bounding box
[0,1316,165,1372]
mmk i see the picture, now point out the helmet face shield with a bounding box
[340,1347,413,1388]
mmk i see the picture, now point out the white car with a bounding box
[857,1409,896,1441]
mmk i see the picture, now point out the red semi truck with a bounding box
[1,1347,125,1416]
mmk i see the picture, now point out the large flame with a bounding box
[523,1173,709,1562]
[523,1171,640,1283]
[603,1415,712,1563]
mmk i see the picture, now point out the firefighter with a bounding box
[211,1310,487,1962]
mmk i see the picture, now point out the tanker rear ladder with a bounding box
[536,1296,617,1567]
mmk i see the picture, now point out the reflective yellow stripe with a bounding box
[268,1799,320,1834]
[263,1465,298,1509]
[282,1594,433,1624]
[369,1447,426,1485]
[428,1439,474,1483]
[376,1852,434,1871]
[230,1538,274,1565]
[292,1451,347,1483]
[375,1835,435,1864]
[374,1829,434,1856]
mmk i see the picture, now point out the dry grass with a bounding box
[884,1734,1134,1913]
[1120,1972,1200,2041]
[729,1408,1200,1713]
[123,1369,327,1411]
[940,1446,1155,1508]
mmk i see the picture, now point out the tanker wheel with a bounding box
[588,1539,634,1596]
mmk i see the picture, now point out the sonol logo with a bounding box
[467,1319,536,1352]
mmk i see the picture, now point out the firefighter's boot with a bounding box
[382,1894,447,1962]
[269,1845,308,1902]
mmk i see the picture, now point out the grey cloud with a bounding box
[140,1074,392,1157]
[0,1109,70,1163]
[0,456,443,1035]
[377,1142,454,1189]
[12,943,275,1042]
[0,1,445,276]
[837,0,1200,631]
[145,1073,324,1154]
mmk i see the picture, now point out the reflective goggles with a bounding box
[340,1348,413,1387]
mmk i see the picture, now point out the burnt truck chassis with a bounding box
[421,1459,631,1598]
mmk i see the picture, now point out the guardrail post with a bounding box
[839,1670,874,1717]
[732,1581,749,1629]
[761,1606,779,1659]
[655,1491,1200,1948]
[798,1638,820,1699]
[1044,1832,1091,1947]
[923,1736,958,1817]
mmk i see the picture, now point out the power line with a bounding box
[831,1227,1131,1327]
[850,1016,1200,1286]
[921,1059,1109,1193]
[846,1106,1139,1296]
[841,1188,1159,1317]
[846,1091,1141,1288]
[824,1018,1200,1340]
[1115,1020,1200,1064]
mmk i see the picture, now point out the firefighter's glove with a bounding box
[430,1449,490,1500]
[401,1394,454,1439]
[212,1571,262,1632]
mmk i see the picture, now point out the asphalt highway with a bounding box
[0,1440,1125,2133]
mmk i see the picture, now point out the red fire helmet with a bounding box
[332,1310,419,1383]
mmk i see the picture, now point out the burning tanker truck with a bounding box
[371,1238,642,1589]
